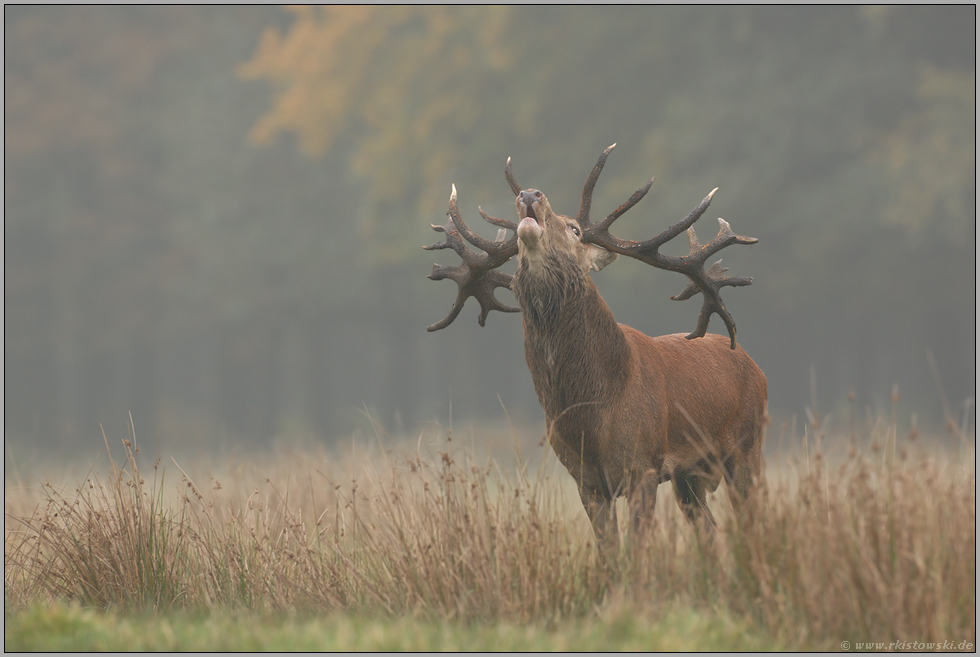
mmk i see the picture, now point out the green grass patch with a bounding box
[5,602,784,652]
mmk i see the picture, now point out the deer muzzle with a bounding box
[518,190,545,222]
[517,189,545,245]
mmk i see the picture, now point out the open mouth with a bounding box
[519,189,544,226]
[518,204,542,235]
[517,189,545,244]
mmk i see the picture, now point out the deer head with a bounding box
[515,188,619,275]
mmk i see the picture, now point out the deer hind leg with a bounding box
[724,420,765,517]
[672,470,717,534]
[725,453,754,513]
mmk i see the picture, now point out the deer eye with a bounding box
[568,225,581,237]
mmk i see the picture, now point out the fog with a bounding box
[5,6,975,460]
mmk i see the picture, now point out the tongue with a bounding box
[518,215,543,241]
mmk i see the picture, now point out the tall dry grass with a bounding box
[5,418,975,648]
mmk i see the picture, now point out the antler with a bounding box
[424,145,757,345]
[576,144,758,349]
[423,184,520,331]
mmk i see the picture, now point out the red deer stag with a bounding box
[424,145,767,550]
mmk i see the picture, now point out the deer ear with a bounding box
[588,245,618,272]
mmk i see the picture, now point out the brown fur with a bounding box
[511,189,767,550]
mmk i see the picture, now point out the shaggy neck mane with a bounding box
[511,251,631,423]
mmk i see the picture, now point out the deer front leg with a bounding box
[627,469,659,538]
[579,485,618,557]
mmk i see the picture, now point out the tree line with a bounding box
[5,6,974,456]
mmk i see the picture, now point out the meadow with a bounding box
[5,411,975,651]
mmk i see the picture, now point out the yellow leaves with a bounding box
[241,6,516,172]
[240,6,520,261]
[240,6,386,156]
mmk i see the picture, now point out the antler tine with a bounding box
[478,207,518,232]
[423,184,520,331]
[504,157,522,196]
[596,177,655,232]
[670,258,754,302]
[643,188,718,251]
[446,184,514,255]
[576,143,617,227]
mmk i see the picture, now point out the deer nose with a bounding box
[520,189,542,206]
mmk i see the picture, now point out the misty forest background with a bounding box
[5,6,975,459]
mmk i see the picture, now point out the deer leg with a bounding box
[579,485,618,556]
[627,469,659,538]
[672,471,717,534]
[724,418,764,519]
[725,454,751,511]
[724,447,761,520]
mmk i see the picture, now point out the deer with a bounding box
[423,144,767,552]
